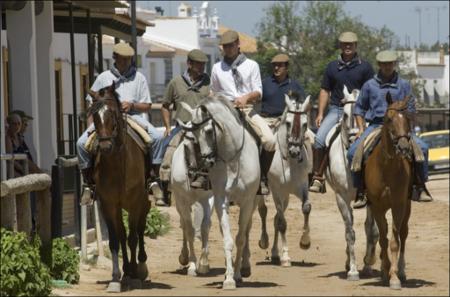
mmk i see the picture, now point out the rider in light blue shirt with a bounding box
[347,50,432,208]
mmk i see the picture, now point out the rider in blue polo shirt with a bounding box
[309,32,374,194]
[258,53,306,194]
[348,50,432,208]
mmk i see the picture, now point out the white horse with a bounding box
[170,129,214,277]
[178,95,260,290]
[323,86,379,280]
[257,94,313,266]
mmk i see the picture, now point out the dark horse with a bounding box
[87,82,150,292]
[365,92,414,290]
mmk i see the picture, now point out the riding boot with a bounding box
[80,167,95,205]
[257,149,275,195]
[412,164,433,202]
[309,147,327,193]
[190,172,208,189]
[353,189,368,209]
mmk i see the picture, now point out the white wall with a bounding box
[144,18,199,51]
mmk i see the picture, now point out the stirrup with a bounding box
[309,178,325,193]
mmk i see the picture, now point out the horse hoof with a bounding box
[299,239,311,250]
[398,273,407,283]
[347,271,359,281]
[258,234,269,250]
[390,279,402,290]
[361,266,374,277]
[240,266,251,278]
[106,281,121,293]
[129,278,142,290]
[222,279,236,290]
[187,266,197,276]
[197,264,210,275]
[137,262,148,281]
[271,256,280,265]
[281,259,291,267]
[179,253,189,266]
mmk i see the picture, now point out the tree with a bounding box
[255,1,400,100]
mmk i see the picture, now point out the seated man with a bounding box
[77,43,164,191]
[211,30,275,193]
[347,50,432,209]
[259,53,306,193]
[156,49,210,205]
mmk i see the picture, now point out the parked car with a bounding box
[419,130,449,174]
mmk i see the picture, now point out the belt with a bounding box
[260,112,281,118]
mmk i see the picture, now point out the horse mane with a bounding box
[200,94,242,125]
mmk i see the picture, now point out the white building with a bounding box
[399,48,449,107]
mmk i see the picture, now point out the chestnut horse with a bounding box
[364,92,414,290]
[87,83,150,292]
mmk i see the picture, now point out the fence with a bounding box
[1,154,52,266]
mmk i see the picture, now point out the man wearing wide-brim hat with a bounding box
[348,50,433,205]
[309,31,375,204]
[77,42,165,193]
[156,49,211,204]
[211,30,277,193]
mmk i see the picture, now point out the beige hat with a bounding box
[376,50,398,62]
[271,54,289,63]
[11,109,33,120]
[188,49,208,63]
[113,42,135,57]
[219,30,239,45]
[338,32,358,43]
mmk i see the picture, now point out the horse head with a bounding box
[282,92,311,160]
[87,82,123,153]
[340,85,360,146]
[383,92,413,160]
[178,95,242,168]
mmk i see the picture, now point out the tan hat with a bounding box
[11,109,33,120]
[376,50,398,62]
[338,32,358,43]
[219,30,239,45]
[113,42,135,57]
[188,49,208,63]
[271,54,289,63]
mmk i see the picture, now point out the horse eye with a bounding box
[99,89,105,96]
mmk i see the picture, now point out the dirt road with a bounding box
[53,173,449,296]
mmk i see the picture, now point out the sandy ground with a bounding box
[53,173,449,296]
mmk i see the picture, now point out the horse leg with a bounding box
[257,195,269,250]
[234,201,254,282]
[137,198,150,281]
[335,193,358,280]
[241,212,253,278]
[398,201,411,284]
[102,212,122,293]
[299,185,311,250]
[278,194,291,267]
[175,199,197,275]
[372,209,390,286]
[115,209,131,289]
[388,203,406,290]
[214,197,236,290]
[362,205,379,277]
[270,193,282,265]
[174,196,189,267]
[198,198,212,275]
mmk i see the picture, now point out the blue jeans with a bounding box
[314,105,343,149]
[155,125,182,164]
[76,115,165,169]
[347,123,429,189]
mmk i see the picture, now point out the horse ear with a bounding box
[386,91,393,105]
[179,102,194,116]
[302,95,311,113]
[109,81,116,92]
[284,94,294,110]
[88,89,98,101]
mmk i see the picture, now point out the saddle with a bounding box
[85,116,152,154]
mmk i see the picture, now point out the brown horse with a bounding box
[364,92,414,290]
[87,82,150,292]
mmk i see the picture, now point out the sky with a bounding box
[137,1,450,47]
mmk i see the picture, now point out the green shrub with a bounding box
[51,238,80,284]
[0,228,52,297]
[122,207,170,239]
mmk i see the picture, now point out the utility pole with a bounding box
[415,5,448,46]
[414,7,422,46]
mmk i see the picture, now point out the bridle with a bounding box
[384,105,412,159]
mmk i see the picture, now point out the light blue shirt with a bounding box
[354,72,415,122]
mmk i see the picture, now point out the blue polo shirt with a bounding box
[261,76,306,117]
[354,72,416,122]
[321,54,374,106]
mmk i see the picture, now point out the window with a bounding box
[164,58,173,84]
[2,47,10,119]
